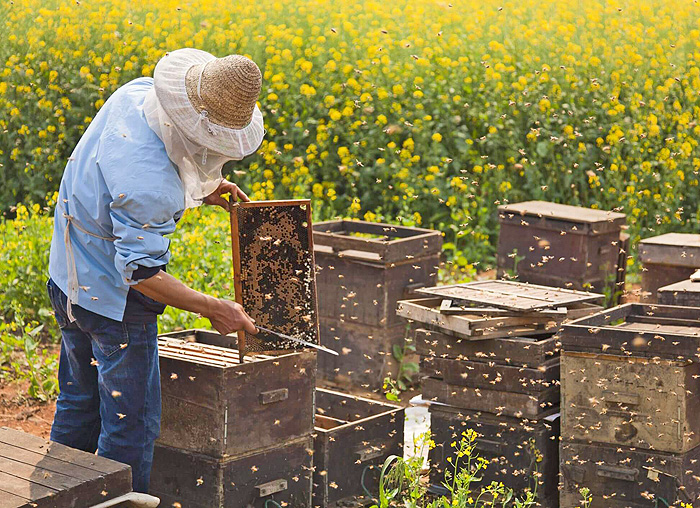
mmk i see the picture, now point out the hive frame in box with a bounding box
[230,200,320,356]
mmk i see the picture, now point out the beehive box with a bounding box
[639,233,700,303]
[429,406,560,507]
[421,356,560,394]
[313,219,442,328]
[658,278,700,307]
[150,437,313,508]
[317,318,406,391]
[230,200,319,355]
[157,330,316,458]
[313,388,404,508]
[414,328,560,365]
[497,201,627,297]
[560,303,700,361]
[561,351,700,453]
[422,377,559,419]
[560,440,700,508]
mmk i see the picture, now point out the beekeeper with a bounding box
[47,49,262,492]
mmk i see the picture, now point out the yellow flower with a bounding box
[431,132,442,142]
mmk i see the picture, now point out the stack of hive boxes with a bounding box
[398,280,604,507]
[496,201,628,303]
[313,219,442,391]
[559,304,700,507]
[638,233,700,302]
[149,330,317,508]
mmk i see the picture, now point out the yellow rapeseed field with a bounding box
[2,0,700,266]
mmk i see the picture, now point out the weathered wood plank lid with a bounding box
[498,200,626,234]
[312,219,442,264]
[0,426,132,508]
[639,233,700,267]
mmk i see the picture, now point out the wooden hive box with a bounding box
[658,278,700,307]
[312,388,404,508]
[317,318,406,392]
[312,220,441,390]
[560,303,700,361]
[497,201,627,298]
[428,406,560,508]
[150,437,313,508]
[559,440,700,508]
[157,330,316,458]
[230,200,320,355]
[561,351,700,453]
[0,427,132,508]
[414,328,560,365]
[639,233,700,303]
[313,219,442,328]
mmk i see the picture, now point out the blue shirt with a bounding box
[49,78,185,322]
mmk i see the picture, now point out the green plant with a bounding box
[1,320,59,401]
[578,487,593,508]
[383,341,420,402]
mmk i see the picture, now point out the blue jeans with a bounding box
[47,279,161,493]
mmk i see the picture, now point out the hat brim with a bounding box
[153,48,265,160]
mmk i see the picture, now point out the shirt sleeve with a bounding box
[109,190,184,285]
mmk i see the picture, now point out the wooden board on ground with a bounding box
[415,280,603,312]
[0,427,132,508]
[397,298,560,340]
[230,200,319,355]
[560,303,700,360]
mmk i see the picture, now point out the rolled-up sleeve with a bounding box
[110,190,183,285]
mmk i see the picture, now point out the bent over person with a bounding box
[47,49,262,492]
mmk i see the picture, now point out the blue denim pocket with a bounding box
[47,279,69,329]
[86,320,130,358]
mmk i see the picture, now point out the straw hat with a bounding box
[152,48,265,159]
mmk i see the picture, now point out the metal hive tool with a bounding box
[230,200,320,356]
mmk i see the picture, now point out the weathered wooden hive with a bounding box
[151,200,323,508]
[559,304,700,507]
[638,233,700,302]
[497,201,627,301]
[658,277,700,306]
[150,331,316,508]
[399,281,603,506]
[312,388,404,508]
[313,219,442,390]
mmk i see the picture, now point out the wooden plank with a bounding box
[415,280,602,311]
[498,200,626,224]
[0,470,57,504]
[422,356,560,393]
[422,378,559,419]
[0,442,100,482]
[415,328,558,365]
[0,428,126,475]
[397,298,559,340]
[0,487,32,508]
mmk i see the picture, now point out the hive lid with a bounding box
[498,200,626,234]
[639,233,700,267]
[312,219,442,264]
[414,280,603,312]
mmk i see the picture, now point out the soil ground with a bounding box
[0,377,55,439]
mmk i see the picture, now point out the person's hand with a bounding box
[203,179,250,210]
[205,298,257,335]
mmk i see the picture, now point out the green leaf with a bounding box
[392,344,403,360]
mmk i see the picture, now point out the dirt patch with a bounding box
[0,378,56,439]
